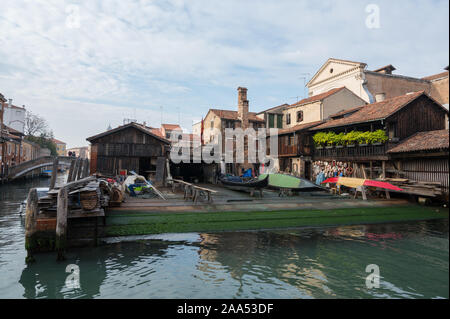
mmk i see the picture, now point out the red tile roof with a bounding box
[422,71,449,81]
[288,87,346,109]
[86,123,170,144]
[329,106,365,119]
[277,121,324,135]
[388,130,449,153]
[52,138,66,145]
[150,128,164,137]
[258,103,289,115]
[373,64,396,73]
[210,109,265,122]
[311,91,426,130]
[161,124,181,130]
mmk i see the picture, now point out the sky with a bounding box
[0,0,448,148]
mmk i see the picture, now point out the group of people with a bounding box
[313,160,353,185]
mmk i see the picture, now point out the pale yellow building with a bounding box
[52,138,66,156]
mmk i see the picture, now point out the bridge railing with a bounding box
[4,156,82,180]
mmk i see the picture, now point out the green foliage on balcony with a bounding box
[313,130,388,147]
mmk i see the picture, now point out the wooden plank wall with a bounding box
[402,158,449,193]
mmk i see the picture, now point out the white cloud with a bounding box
[0,0,448,147]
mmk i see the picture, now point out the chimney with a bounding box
[375,93,386,102]
[8,99,12,108]
[237,87,249,129]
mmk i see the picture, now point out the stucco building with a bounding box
[52,138,67,156]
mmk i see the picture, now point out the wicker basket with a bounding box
[80,191,98,210]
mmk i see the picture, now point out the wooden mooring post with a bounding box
[49,157,59,190]
[82,159,90,178]
[55,187,68,261]
[67,159,76,182]
[76,158,84,180]
[25,188,39,263]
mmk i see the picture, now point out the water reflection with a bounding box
[0,177,448,298]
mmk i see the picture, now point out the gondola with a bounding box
[219,174,269,192]
[258,173,327,192]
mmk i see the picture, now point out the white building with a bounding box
[3,99,26,134]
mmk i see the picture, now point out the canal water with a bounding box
[0,177,448,299]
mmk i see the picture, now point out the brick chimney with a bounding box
[237,87,249,129]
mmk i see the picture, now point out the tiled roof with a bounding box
[288,87,346,109]
[1,123,23,136]
[277,121,324,135]
[258,103,289,115]
[329,106,365,119]
[52,138,66,145]
[388,130,449,153]
[311,91,426,130]
[149,128,164,138]
[373,64,396,73]
[422,71,449,81]
[86,122,170,144]
[161,124,181,130]
[210,109,265,122]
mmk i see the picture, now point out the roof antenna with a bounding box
[160,106,163,126]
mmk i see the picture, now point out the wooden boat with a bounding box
[219,175,269,192]
[258,173,327,192]
[40,170,52,178]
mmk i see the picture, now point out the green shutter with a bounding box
[277,115,283,128]
[268,114,274,128]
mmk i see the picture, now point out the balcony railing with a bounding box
[278,144,313,157]
[313,143,388,160]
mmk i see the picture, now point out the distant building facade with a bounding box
[67,146,90,159]
[2,99,26,134]
[52,138,67,156]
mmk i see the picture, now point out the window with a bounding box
[289,135,295,146]
[286,113,291,125]
[277,115,283,128]
[297,111,303,123]
[268,114,274,128]
[210,120,214,129]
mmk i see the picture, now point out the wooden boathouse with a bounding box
[308,91,449,197]
[87,122,170,179]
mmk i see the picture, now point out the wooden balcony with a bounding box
[278,144,313,157]
[313,143,389,161]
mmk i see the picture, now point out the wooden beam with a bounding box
[25,188,39,263]
[49,157,59,190]
[56,187,68,261]
[82,159,89,178]
[382,161,386,179]
[72,158,81,181]
[76,158,84,180]
[67,159,76,182]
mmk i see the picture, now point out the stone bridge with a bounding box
[6,156,76,180]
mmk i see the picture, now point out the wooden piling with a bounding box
[82,159,89,178]
[76,158,84,180]
[67,159,76,182]
[55,187,68,261]
[49,157,59,190]
[25,188,39,263]
[71,158,81,182]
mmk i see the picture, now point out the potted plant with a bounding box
[325,132,336,149]
[371,129,388,145]
[335,132,345,148]
[357,131,371,146]
[313,132,327,149]
[344,131,359,147]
